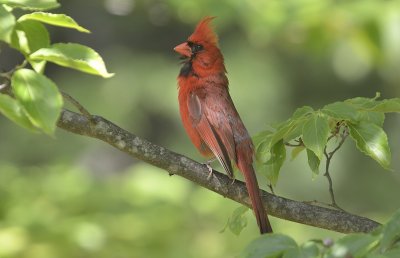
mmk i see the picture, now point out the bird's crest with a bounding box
[188,16,218,45]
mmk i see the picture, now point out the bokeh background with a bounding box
[0,0,399,257]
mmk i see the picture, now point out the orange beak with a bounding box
[174,42,191,57]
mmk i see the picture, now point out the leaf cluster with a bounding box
[240,209,400,258]
[0,0,112,134]
[254,94,399,185]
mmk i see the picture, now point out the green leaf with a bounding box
[18,12,90,33]
[283,241,320,258]
[283,119,307,142]
[348,122,391,170]
[383,247,400,258]
[0,4,16,43]
[302,113,330,160]
[0,93,37,131]
[0,0,59,10]
[292,106,314,120]
[380,209,400,252]
[306,149,320,176]
[291,146,305,160]
[30,43,114,78]
[322,101,360,122]
[270,120,298,147]
[265,140,286,186]
[254,130,273,164]
[358,111,385,127]
[241,234,298,258]
[11,20,50,54]
[222,206,249,236]
[11,20,49,72]
[11,68,63,134]
[365,255,390,258]
[346,96,378,109]
[327,234,378,258]
[270,106,313,146]
[367,98,400,113]
[253,130,273,150]
[270,119,306,148]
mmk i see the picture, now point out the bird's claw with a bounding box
[206,164,214,180]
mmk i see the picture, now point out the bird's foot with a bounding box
[204,158,216,180]
[206,164,214,180]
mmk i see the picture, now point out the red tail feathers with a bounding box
[238,163,273,234]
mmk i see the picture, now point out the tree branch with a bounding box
[57,109,380,234]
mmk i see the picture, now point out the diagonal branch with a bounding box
[57,109,380,234]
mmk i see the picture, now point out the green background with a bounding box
[0,0,399,257]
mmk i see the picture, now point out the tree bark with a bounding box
[57,109,380,234]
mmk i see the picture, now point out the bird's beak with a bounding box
[174,42,191,57]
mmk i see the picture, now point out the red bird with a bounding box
[174,17,273,234]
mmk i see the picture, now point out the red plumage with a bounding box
[174,17,273,234]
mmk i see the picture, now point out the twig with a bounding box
[323,127,349,210]
[303,200,345,211]
[61,91,92,120]
[57,109,380,234]
[268,183,275,194]
[0,60,28,79]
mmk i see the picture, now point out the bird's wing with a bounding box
[187,87,237,178]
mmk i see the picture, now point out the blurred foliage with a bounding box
[0,163,297,258]
[241,210,400,258]
[0,0,400,257]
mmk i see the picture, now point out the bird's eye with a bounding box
[192,44,203,53]
[188,41,203,54]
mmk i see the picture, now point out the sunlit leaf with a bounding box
[10,20,49,72]
[30,43,114,78]
[0,93,37,131]
[348,122,391,170]
[11,68,63,134]
[0,0,59,10]
[241,234,298,258]
[18,12,90,33]
[0,4,16,43]
[302,113,330,160]
[327,234,378,258]
[306,148,320,176]
[11,20,50,54]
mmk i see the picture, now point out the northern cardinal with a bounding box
[174,17,273,234]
